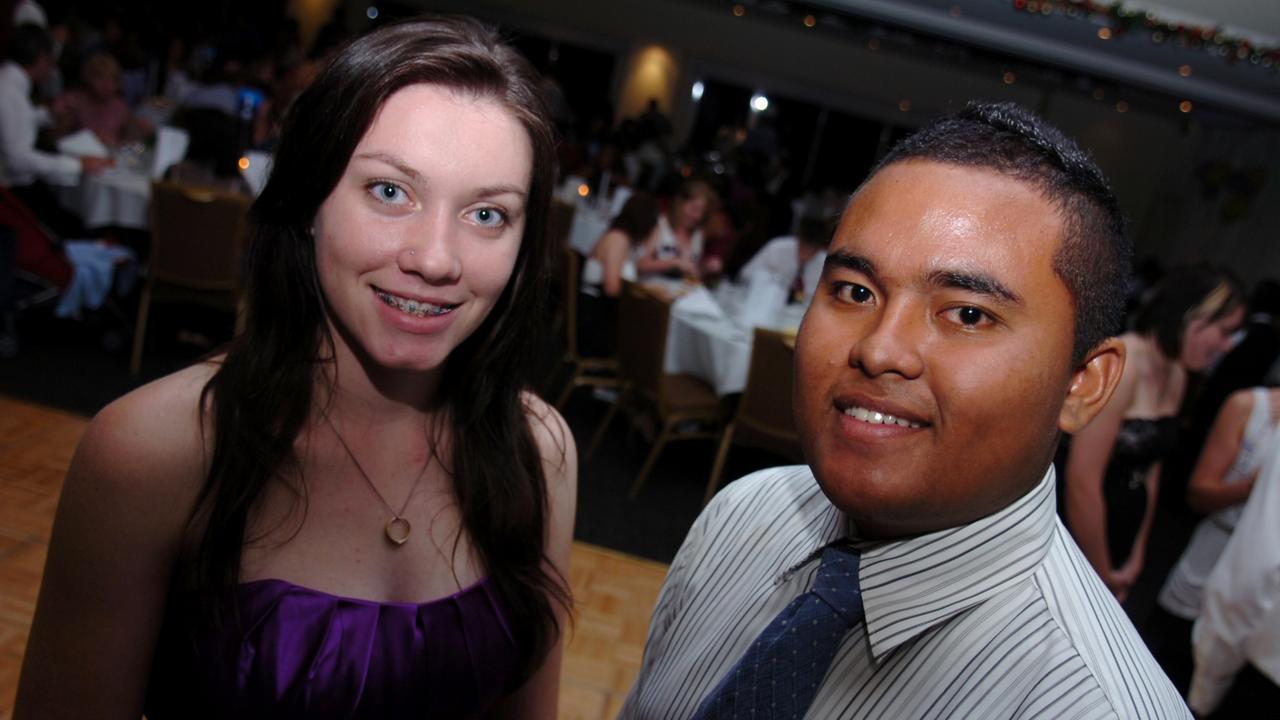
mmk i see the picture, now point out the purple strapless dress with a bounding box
[144,576,518,719]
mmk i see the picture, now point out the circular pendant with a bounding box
[385,516,411,545]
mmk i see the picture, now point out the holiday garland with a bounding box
[1010,0,1280,71]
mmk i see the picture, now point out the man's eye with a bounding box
[947,306,992,327]
[835,282,874,304]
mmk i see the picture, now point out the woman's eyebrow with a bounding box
[352,151,421,180]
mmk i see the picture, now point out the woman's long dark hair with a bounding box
[190,16,566,684]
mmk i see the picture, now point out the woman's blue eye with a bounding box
[469,207,506,227]
[369,182,408,205]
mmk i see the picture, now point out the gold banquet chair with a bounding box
[704,327,804,505]
[129,181,252,374]
[590,281,723,498]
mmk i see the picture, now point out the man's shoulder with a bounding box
[1026,523,1190,717]
[689,465,836,556]
[709,464,822,516]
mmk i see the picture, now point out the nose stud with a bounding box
[409,249,416,256]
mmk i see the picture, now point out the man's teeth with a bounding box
[843,405,922,428]
[376,290,452,317]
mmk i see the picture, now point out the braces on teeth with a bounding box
[376,290,452,317]
[844,405,922,428]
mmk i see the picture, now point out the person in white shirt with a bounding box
[622,102,1188,719]
[736,215,829,304]
[0,24,110,237]
[1148,387,1280,692]
[1189,430,1280,716]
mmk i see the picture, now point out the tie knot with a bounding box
[812,544,863,625]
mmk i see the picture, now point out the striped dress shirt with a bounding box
[621,465,1190,719]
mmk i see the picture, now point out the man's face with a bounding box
[794,160,1080,538]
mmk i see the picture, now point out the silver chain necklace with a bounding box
[322,412,430,546]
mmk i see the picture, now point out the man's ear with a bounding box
[1059,337,1126,434]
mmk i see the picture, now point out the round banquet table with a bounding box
[662,283,807,396]
[58,167,151,231]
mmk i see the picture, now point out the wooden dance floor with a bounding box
[0,395,666,719]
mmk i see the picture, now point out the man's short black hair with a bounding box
[870,101,1131,364]
[7,23,53,68]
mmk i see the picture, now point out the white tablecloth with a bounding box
[58,167,151,230]
[663,284,807,396]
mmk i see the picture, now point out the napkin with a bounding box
[56,128,110,158]
[240,150,273,196]
[150,126,190,179]
[673,286,727,321]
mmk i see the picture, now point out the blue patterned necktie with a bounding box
[691,544,863,720]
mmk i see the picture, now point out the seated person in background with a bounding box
[636,177,714,282]
[736,214,829,304]
[164,107,250,195]
[56,51,152,147]
[1189,435,1280,717]
[0,23,111,239]
[622,102,1189,719]
[579,191,659,358]
[583,191,658,299]
[1063,266,1243,607]
[1148,385,1280,693]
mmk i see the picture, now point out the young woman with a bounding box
[583,191,659,299]
[635,178,714,281]
[577,192,659,358]
[16,17,576,719]
[1064,265,1244,606]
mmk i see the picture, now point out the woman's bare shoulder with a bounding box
[521,392,574,472]
[75,359,222,499]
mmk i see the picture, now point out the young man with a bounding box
[622,103,1189,718]
[0,23,111,238]
[737,214,830,304]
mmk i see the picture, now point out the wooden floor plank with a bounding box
[0,395,664,719]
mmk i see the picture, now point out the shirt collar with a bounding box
[769,465,1058,660]
[850,465,1058,659]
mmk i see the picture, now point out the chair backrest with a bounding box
[548,198,576,247]
[561,246,584,359]
[148,181,252,291]
[737,327,799,443]
[617,281,671,401]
